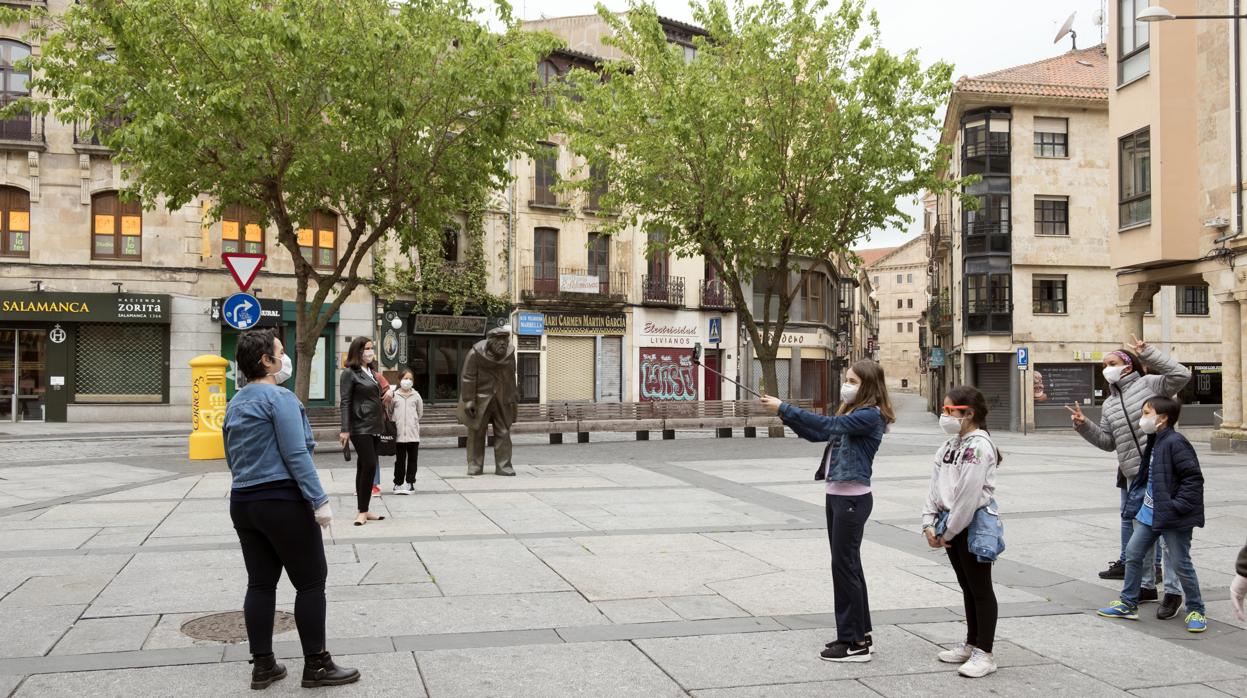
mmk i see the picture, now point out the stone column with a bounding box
[1117,282,1160,340]
[1216,294,1243,430]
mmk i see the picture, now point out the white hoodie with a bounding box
[921,429,998,540]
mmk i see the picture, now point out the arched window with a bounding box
[296,209,336,269]
[91,192,142,260]
[0,40,30,141]
[222,204,264,255]
[0,186,29,257]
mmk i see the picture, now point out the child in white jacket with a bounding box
[388,369,424,494]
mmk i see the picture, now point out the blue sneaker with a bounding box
[1185,611,1207,633]
[1097,600,1139,620]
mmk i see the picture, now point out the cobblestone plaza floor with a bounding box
[0,394,1244,697]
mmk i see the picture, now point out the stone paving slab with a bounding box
[1,574,115,607]
[49,615,159,655]
[0,604,87,658]
[413,539,571,596]
[324,592,608,637]
[1129,685,1242,697]
[416,641,686,698]
[12,651,424,697]
[690,680,884,697]
[859,664,1130,697]
[997,615,1247,689]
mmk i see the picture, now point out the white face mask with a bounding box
[1139,416,1159,434]
[400,379,414,390]
[270,353,292,384]
[939,415,964,435]
[840,383,859,403]
[1102,365,1126,384]
[363,350,376,365]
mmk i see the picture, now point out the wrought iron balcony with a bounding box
[698,278,733,309]
[528,175,568,209]
[520,266,628,302]
[0,110,45,151]
[642,274,685,306]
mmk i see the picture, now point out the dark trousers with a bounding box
[466,402,513,469]
[826,493,873,643]
[230,499,328,657]
[351,434,379,512]
[394,442,419,485]
[946,531,998,653]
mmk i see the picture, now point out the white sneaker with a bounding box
[938,643,974,664]
[393,484,411,495]
[957,648,997,678]
[405,482,416,494]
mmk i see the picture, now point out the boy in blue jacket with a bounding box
[1098,396,1206,632]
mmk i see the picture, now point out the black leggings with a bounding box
[394,442,419,485]
[946,530,998,653]
[351,434,379,512]
[230,499,328,657]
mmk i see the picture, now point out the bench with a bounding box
[308,399,816,448]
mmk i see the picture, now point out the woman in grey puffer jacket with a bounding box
[1067,336,1190,612]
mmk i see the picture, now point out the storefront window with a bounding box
[518,353,540,403]
[1178,363,1222,405]
[74,323,165,402]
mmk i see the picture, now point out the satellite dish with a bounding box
[1054,12,1077,50]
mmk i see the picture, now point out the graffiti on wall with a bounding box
[639,348,698,402]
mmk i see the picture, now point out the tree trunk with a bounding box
[756,346,785,438]
[293,330,315,405]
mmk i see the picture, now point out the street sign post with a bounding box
[1017,347,1029,436]
[708,317,722,344]
[1016,347,1029,369]
[222,292,261,330]
[222,253,266,293]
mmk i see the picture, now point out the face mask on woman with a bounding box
[400,379,414,390]
[840,383,859,403]
[363,350,376,365]
[1102,365,1126,384]
[939,415,965,435]
[271,354,292,384]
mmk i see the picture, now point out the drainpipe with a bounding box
[1235,0,1243,238]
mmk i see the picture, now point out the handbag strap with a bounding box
[1116,390,1144,461]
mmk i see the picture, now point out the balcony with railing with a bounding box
[73,117,126,155]
[965,298,1012,334]
[528,175,569,210]
[698,278,733,310]
[928,298,953,335]
[642,274,685,306]
[0,110,45,151]
[520,266,629,304]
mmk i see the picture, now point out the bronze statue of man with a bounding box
[455,325,518,476]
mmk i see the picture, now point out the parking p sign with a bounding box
[1016,347,1029,369]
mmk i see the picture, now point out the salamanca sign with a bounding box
[0,292,171,324]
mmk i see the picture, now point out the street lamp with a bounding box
[1139,4,1247,240]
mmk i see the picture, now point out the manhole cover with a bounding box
[181,611,296,642]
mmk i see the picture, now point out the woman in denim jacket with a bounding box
[223,330,359,690]
[922,386,1002,679]
[761,359,894,663]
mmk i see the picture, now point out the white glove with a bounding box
[1231,574,1247,621]
[313,503,332,530]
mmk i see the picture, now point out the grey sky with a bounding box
[507,0,1108,250]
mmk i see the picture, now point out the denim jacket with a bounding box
[778,403,884,486]
[223,383,328,508]
[935,500,1005,563]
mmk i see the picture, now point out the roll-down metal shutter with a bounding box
[547,336,595,401]
[973,355,1011,431]
[598,337,622,402]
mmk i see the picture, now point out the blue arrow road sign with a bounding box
[1016,347,1029,368]
[223,292,260,331]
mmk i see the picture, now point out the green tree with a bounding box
[15,0,558,402]
[567,0,956,398]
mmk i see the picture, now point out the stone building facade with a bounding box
[864,237,928,393]
[1107,0,1247,451]
[927,43,1222,431]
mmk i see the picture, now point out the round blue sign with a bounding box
[222,292,261,330]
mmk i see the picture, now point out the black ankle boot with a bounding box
[301,651,361,688]
[249,653,287,690]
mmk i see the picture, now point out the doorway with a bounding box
[0,328,47,421]
[703,349,722,401]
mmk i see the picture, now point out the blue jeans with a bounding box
[1120,521,1204,613]
[1119,487,1181,595]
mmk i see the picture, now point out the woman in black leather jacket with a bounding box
[339,336,386,526]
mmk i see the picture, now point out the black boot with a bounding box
[301,651,361,688]
[1098,560,1125,580]
[249,653,287,690]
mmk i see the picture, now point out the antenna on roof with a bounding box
[1054,12,1077,51]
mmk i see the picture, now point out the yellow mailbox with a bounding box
[189,354,230,460]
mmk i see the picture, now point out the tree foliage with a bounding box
[18,0,558,401]
[566,0,957,395]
